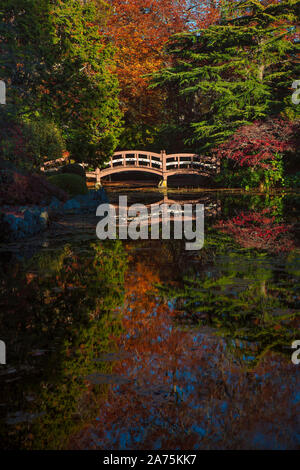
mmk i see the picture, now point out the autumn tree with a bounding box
[105,0,221,149]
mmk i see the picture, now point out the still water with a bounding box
[0,188,299,449]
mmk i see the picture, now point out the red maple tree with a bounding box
[214,119,299,169]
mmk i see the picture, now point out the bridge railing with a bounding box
[86,150,220,183]
[165,154,218,171]
[108,151,162,169]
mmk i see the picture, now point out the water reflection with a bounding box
[0,241,127,449]
[0,191,299,449]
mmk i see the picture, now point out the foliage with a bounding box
[0,241,127,449]
[0,0,54,116]
[151,0,299,152]
[263,154,285,190]
[47,173,88,197]
[215,119,299,169]
[44,0,123,165]
[0,170,68,205]
[215,209,295,253]
[216,154,286,190]
[0,116,28,169]
[215,160,263,189]
[0,0,123,166]
[0,114,65,171]
[106,0,220,149]
[24,118,66,168]
[61,163,86,180]
[285,172,300,188]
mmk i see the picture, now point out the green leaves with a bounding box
[151,0,299,152]
[0,0,123,166]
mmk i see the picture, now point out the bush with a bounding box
[0,115,66,171]
[61,163,86,179]
[285,172,300,189]
[47,173,88,197]
[24,118,66,168]
[215,161,263,189]
[0,170,68,205]
[215,155,285,191]
[0,117,28,170]
[215,119,299,169]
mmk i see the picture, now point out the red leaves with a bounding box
[216,209,295,253]
[0,171,68,205]
[215,119,300,169]
[105,1,220,124]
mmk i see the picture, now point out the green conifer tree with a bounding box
[151,0,299,152]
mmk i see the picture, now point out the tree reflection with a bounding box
[70,240,299,450]
[0,241,127,449]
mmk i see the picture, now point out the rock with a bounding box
[24,209,39,224]
[63,198,81,212]
[1,187,109,240]
[61,188,109,213]
[48,196,61,211]
[3,214,25,238]
[98,188,109,203]
[3,207,49,240]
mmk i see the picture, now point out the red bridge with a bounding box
[87,150,220,187]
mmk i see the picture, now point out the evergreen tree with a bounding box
[151,0,300,152]
[43,0,123,165]
[0,0,123,166]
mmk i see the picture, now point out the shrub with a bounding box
[24,118,66,169]
[60,163,86,179]
[47,173,88,197]
[214,119,299,169]
[285,172,300,189]
[0,170,68,205]
[0,117,28,170]
[0,115,66,171]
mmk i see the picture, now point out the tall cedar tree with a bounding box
[151,0,300,153]
[0,0,123,166]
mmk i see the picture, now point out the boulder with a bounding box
[63,198,81,212]
[3,207,49,240]
[48,196,62,211]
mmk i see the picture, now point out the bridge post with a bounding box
[95,168,101,186]
[160,150,167,188]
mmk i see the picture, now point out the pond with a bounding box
[0,188,299,450]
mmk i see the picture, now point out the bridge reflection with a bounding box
[110,194,221,224]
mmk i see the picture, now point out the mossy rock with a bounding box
[61,163,86,179]
[47,173,88,197]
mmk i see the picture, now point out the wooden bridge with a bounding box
[87,150,220,187]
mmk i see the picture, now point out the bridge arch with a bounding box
[86,150,219,186]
